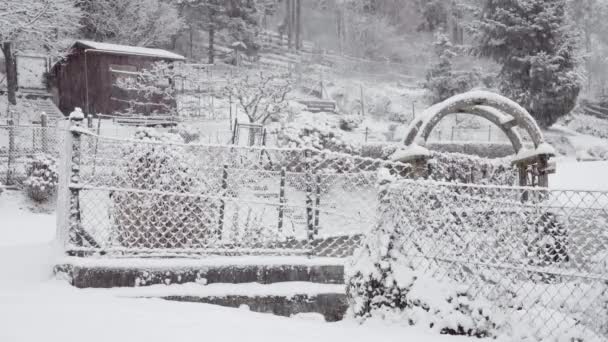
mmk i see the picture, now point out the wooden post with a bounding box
[360,84,365,116]
[278,167,286,231]
[218,164,229,238]
[6,118,15,185]
[488,124,492,141]
[232,118,238,144]
[87,115,93,129]
[229,94,233,130]
[365,127,369,143]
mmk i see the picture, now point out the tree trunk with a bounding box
[287,0,293,49]
[209,27,215,64]
[295,0,301,51]
[2,42,17,105]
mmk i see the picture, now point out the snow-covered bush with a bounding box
[278,121,360,155]
[110,128,218,249]
[170,124,200,143]
[23,154,59,202]
[339,115,363,132]
[428,151,517,186]
[346,175,503,337]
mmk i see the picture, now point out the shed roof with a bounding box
[74,40,186,61]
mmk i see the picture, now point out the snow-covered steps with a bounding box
[92,282,348,321]
[55,256,346,288]
[55,256,348,321]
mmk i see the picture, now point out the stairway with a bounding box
[55,256,348,321]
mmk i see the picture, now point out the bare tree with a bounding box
[225,71,294,124]
[0,0,81,105]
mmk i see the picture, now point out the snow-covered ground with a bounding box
[0,189,477,342]
[0,144,606,341]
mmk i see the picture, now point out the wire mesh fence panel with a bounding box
[58,127,411,257]
[379,179,608,341]
[0,123,64,186]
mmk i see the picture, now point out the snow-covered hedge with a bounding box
[110,128,218,249]
[23,154,59,202]
[347,175,606,340]
[360,143,516,186]
[346,175,502,337]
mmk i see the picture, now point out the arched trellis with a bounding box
[394,91,555,187]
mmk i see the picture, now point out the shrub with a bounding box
[23,154,59,202]
[339,115,363,132]
[346,177,502,337]
[110,128,218,249]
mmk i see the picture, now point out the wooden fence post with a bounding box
[277,167,286,231]
[87,115,93,129]
[218,164,229,238]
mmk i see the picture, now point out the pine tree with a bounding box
[475,0,582,128]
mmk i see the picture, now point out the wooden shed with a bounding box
[50,40,185,116]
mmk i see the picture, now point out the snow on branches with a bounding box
[0,0,81,54]
[224,70,294,124]
[81,0,184,47]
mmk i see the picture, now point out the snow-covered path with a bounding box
[0,190,473,342]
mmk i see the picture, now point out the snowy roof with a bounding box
[74,40,186,61]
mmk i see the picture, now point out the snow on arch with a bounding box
[404,91,546,151]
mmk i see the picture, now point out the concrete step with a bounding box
[94,281,348,321]
[55,256,345,288]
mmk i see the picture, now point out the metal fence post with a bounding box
[218,164,229,238]
[305,149,315,245]
[314,173,321,236]
[6,118,15,185]
[40,112,48,154]
[277,167,286,232]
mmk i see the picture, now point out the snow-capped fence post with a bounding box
[277,167,286,231]
[5,118,15,185]
[68,108,84,248]
[217,164,229,238]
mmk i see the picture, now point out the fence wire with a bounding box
[0,123,64,186]
[379,179,608,341]
[58,127,410,257]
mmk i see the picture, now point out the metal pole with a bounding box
[40,113,48,154]
[277,167,286,231]
[218,164,229,238]
[314,173,321,237]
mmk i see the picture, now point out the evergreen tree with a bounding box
[476,0,582,128]
[425,31,480,103]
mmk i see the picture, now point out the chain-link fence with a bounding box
[378,179,608,341]
[57,123,410,257]
[0,122,64,186]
